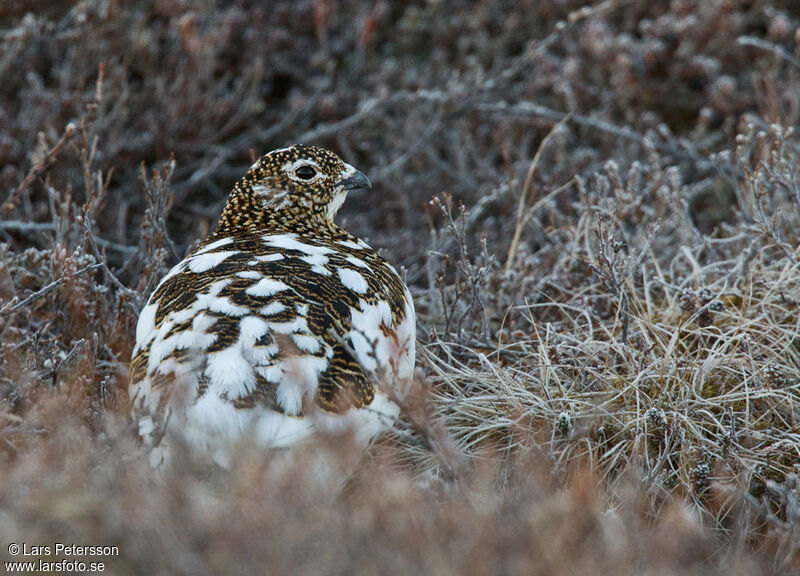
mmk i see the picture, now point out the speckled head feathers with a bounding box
[216,145,370,235]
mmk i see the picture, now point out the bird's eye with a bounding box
[295,165,317,180]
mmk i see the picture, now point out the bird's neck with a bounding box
[214,182,339,237]
[213,184,341,239]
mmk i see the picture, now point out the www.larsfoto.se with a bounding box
[5,558,106,573]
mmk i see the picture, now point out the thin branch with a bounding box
[296,97,383,142]
[372,109,443,183]
[0,220,136,254]
[3,123,78,213]
[738,36,800,70]
[474,101,717,168]
[0,263,103,317]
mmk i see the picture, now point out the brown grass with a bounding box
[2,1,800,573]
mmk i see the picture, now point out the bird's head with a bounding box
[217,144,371,234]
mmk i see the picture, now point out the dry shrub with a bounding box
[0,406,770,576]
[2,0,800,573]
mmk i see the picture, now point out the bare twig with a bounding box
[0,263,102,317]
[474,101,716,169]
[0,220,136,254]
[738,35,800,70]
[3,123,78,213]
[372,109,443,183]
[296,97,383,143]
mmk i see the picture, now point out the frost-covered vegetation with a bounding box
[1,1,799,574]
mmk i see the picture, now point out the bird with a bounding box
[129,145,415,468]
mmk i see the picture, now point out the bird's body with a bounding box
[130,145,415,467]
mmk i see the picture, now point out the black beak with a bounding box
[340,169,371,193]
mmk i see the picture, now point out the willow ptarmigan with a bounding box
[130,145,415,466]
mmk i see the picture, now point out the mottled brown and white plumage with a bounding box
[130,145,415,466]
